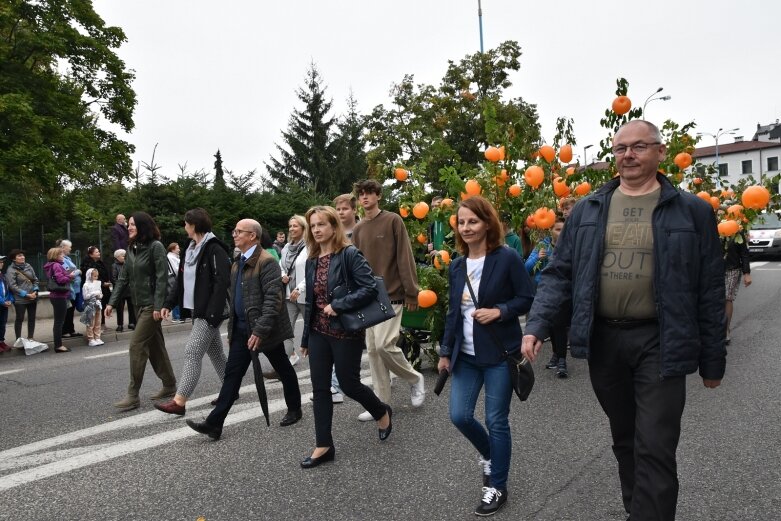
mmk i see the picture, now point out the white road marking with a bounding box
[0,369,371,491]
[754,268,781,270]
[750,261,768,268]
[84,350,129,359]
[0,368,24,376]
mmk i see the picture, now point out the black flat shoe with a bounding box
[378,406,393,441]
[186,419,222,440]
[280,408,302,427]
[300,446,335,469]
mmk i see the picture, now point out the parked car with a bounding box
[747,211,781,258]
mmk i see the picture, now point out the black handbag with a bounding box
[330,248,396,333]
[465,275,534,402]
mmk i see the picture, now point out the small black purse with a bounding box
[330,248,396,333]
[465,276,534,402]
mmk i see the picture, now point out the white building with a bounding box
[692,139,781,190]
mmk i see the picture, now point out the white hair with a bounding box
[114,249,126,259]
[60,239,72,248]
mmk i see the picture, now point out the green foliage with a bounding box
[0,0,137,227]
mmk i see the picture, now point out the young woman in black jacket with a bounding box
[156,208,231,416]
[299,206,391,469]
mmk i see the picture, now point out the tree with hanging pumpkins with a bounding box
[365,43,780,366]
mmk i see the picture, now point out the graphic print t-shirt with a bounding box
[597,187,660,319]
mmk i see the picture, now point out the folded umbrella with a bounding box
[250,350,270,427]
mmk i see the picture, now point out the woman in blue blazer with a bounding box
[438,196,534,516]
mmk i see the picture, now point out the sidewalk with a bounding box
[1,314,193,356]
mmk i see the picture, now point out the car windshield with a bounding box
[752,212,781,230]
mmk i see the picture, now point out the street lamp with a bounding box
[583,144,594,168]
[477,0,484,53]
[696,127,739,176]
[642,87,672,119]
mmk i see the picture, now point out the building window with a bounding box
[742,160,753,174]
[718,163,728,177]
[768,156,779,172]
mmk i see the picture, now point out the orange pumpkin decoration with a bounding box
[440,198,454,208]
[612,95,632,115]
[433,250,451,269]
[553,178,570,198]
[566,166,576,176]
[449,214,457,229]
[524,166,544,188]
[741,185,771,210]
[559,144,573,164]
[539,145,556,163]
[484,147,501,162]
[416,233,427,245]
[418,289,438,308]
[717,220,740,237]
[494,175,506,187]
[465,179,482,196]
[412,202,430,219]
[399,206,409,218]
[696,191,711,203]
[673,152,692,170]
[709,196,720,210]
[525,215,536,229]
[508,184,522,197]
[394,168,409,182]
[726,204,744,219]
[692,177,703,186]
[575,182,591,196]
[533,207,556,230]
[498,146,506,161]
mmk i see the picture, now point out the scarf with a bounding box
[283,239,306,288]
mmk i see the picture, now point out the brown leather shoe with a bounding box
[149,386,176,401]
[154,399,185,416]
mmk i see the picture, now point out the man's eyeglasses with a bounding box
[612,142,661,156]
[232,229,253,236]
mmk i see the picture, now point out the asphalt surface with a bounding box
[0,260,779,520]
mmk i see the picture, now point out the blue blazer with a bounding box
[440,246,534,367]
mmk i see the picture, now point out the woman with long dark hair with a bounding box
[299,206,391,469]
[105,212,177,411]
[438,196,534,516]
[156,208,231,416]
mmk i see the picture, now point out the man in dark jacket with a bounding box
[522,120,726,521]
[111,214,129,251]
[187,219,302,439]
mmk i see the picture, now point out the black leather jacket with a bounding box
[300,245,377,348]
[525,174,726,380]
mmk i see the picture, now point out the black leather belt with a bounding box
[595,316,658,328]
[390,300,404,305]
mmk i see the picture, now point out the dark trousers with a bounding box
[589,320,686,521]
[13,301,36,339]
[309,331,387,447]
[207,326,301,428]
[550,324,568,359]
[62,299,76,335]
[115,296,136,327]
[50,298,67,348]
[0,305,8,342]
[100,289,111,326]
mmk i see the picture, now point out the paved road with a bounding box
[1,261,779,520]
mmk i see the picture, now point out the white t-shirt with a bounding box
[460,256,485,356]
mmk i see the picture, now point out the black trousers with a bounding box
[589,320,686,521]
[550,324,568,359]
[207,326,301,428]
[62,299,77,335]
[13,301,36,339]
[115,296,136,327]
[309,330,387,447]
[50,298,67,348]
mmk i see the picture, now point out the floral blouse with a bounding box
[312,254,362,340]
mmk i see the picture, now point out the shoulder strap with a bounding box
[340,246,352,290]
[464,274,508,358]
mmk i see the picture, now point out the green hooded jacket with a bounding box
[109,240,168,310]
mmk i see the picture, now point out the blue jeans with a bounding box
[449,353,513,490]
[172,305,181,320]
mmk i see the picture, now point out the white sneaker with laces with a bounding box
[410,372,425,407]
[88,339,99,347]
[96,339,105,346]
[357,410,373,422]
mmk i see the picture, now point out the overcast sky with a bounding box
[92,0,781,184]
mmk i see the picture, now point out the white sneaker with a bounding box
[289,353,300,366]
[96,339,105,346]
[88,339,99,347]
[331,387,344,404]
[357,410,374,422]
[410,372,425,407]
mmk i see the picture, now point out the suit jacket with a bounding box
[440,246,534,367]
[111,223,129,251]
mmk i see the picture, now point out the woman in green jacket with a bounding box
[105,212,177,411]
